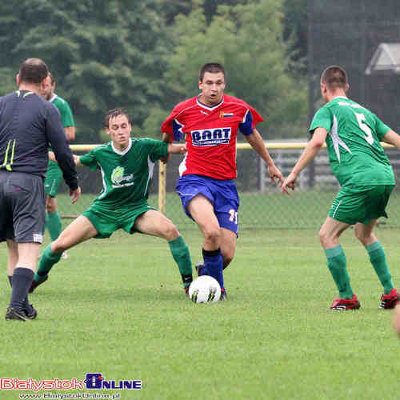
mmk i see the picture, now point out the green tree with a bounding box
[0,0,173,141]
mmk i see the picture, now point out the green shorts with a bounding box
[44,161,62,197]
[329,184,395,225]
[82,202,155,239]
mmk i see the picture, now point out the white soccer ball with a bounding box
[189,276,221,303]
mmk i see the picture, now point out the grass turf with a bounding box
[0,228,399,399]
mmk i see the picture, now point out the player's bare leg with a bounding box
[134,210,193,293]
[318,217,349,249]
[6,240,19,279]
[30,216,98,293]
[354,219,398,308]
[318,217,359,309]
[188,195,225,293]
[51,215,98,253]
[188,195,221,250]
[134,210,180,241]
[220,228,236,269]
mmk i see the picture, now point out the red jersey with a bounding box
[161,94,263,180]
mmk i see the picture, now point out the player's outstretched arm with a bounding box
[281,127,327,194]
[382,130,400,151]
[168,143,187,155]
[245,129,284,185]
[50,152,82,167]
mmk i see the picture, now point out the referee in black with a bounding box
[0,58,80,320]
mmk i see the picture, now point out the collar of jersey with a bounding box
[49,94,58,103]
[196,95,224,110]
[111,138,132,155]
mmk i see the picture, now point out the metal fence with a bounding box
[56,145,400,230]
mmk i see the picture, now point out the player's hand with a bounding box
[267,164,284,186]
[48,151,56,162]
[69,187,81,204]
[281,172,297,195]
[177,143,187,154]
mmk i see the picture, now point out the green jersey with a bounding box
[310,97,395,186]
[50,94,74,127]
[80,138,168,210]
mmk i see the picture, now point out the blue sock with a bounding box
[202,248,224,289]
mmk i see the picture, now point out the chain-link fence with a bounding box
[56,145,400,230]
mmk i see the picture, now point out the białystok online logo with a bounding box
[0,374,142,392]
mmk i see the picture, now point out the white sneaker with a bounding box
[61,251,68,260]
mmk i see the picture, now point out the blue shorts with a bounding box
[176,175,239,235]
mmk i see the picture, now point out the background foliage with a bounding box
[0,0,308,142]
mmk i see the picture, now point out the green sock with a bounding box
[34,245,62,283]
[324,245,353,299]
[46,211,62,241]
[168,235,193,287]
[366,241,394,294]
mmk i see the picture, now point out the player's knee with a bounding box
[51,238,67,254]
[46,201,57,213]
[203,227,221,246]
[318,227,330,247]
[162,222,179,241]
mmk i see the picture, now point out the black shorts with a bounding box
[0,171,46,243]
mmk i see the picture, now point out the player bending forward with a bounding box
[282,65,400,311]
[30,108,193,295]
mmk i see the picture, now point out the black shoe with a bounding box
[29,275,48,293]
[23,303,37,319]
[5,307,30,321]
[195,262,205,276]
[220,288,227,301]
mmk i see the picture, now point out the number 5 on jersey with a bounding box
[354,112,374,145]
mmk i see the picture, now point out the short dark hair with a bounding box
[320,66,348,90]
[105,108,131,128]
[199,63,225,82]
[18,58,48,84]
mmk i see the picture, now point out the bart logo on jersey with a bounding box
[111,166,134,188]
[191,128,231,146]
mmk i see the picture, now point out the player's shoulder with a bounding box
[223,94,253,109]
[92,142,112,154]
[51,94,70,107]
[132,137,163,147]
[172,97,198,114]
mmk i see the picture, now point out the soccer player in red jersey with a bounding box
[161,63,283,298]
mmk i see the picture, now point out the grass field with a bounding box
[0,227,399,400]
